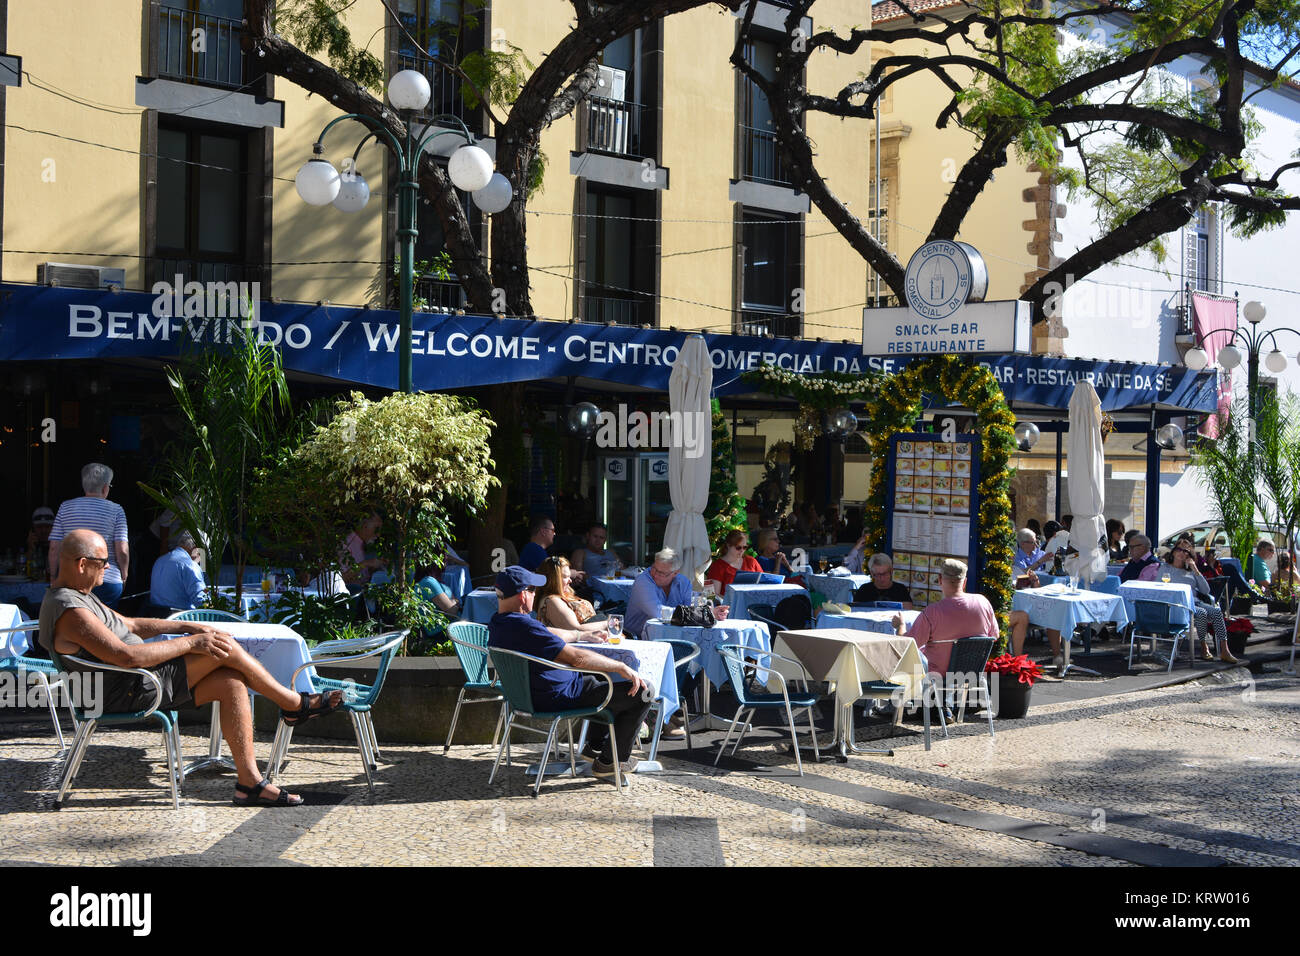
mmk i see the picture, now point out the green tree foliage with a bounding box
[704,399,749,550]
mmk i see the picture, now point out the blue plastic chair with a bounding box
[168,608,248,623]
[267,629,409,795]
[488,645,628,795]
[1129,600,1192,672]
[444,622,505,752]
[49,650,184,809]
[0,622,80,750]
[714,643,820,775]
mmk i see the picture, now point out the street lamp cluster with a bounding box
[1183,300,1300,420]
[295,69,515,392]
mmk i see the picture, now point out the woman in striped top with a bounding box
[47,462,130,607]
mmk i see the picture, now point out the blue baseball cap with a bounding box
[496,565,546,598]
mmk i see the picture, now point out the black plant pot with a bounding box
[1226,629,1249,658]
[995,673,1033,719]
[1266,599,1297,616]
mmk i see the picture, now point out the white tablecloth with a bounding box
[725,583,807,621]
[0,603,31,657]
[216,587,322,623]
[774,628,927,709]
[575,640,678,721]
[808,573,870,605]
[815,608,921,636]
[154,621,316,693]
[643,618,771,689]
[1118,580,1195,620]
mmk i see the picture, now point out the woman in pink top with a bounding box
[891,558,997,674]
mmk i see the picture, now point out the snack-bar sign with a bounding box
[862,241,1030,356]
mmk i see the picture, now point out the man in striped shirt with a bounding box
[48,462,130,607]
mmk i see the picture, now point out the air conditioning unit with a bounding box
[37,262,126,290]
[595,65,626,102]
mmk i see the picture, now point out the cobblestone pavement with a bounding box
[1,666,1296,866]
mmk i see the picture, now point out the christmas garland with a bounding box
[860,355,1018,642]
[742,365,886,450]
[704,398,749,551]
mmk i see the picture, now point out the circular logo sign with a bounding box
[904,240,974,321]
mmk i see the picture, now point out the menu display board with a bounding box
[886,435,980,608]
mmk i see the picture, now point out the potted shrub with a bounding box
[985,653,1043,719]
[1225,616,1255,658]
[1266,579,1297,616]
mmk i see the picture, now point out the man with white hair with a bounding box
[149,530,207,611]
[48,463,130,607]
[625,548,693,639]
[851,553,914,609]
[1118,534,1160,583]
[891,559,997,675]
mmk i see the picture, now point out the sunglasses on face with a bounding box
[81,556,110,567]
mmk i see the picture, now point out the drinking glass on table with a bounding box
[1161,572,1171,584]
[607,614,623,644]
[817,557,829,573]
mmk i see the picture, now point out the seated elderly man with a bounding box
[625,548,693,639]
[1119,534,1160,582]
[890,559,997,675]
[487,566,649,780]
[149,530,206,612]
[851,553,914,609]
[1013,528,1053,576]
[1248,539,1277,594]
[40,530,342,806]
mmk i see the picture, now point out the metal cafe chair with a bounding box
[1129,600,1192,673]
[444,622,505,752]
[1,622,80,750]
[714,643,820,776]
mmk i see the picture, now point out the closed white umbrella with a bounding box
[663,335,713,586]
[1063,380,1108,584]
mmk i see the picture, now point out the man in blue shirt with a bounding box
[488,566,650,780]
[1012,528,1052,576]
[626,548,693,639]
[517,515,556,572]
[149,531,206,611]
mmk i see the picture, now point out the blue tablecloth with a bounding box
[441,566,471,601]
[576,640,678,722]
[0,581,48,607]
[0,603,31,657]
[1119,580,1195,620]
[725,582,807,621]
[814,608,921,635]
[463,588,500,624]
[808,573,870,605]
[643,618,771,690]
[1012,584,1130,637]
[592,576,634,604]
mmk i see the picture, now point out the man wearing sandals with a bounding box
[39,530,343,807]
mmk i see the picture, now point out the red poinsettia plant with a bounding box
[985,653,1044,686]
[1225,617,1255,635]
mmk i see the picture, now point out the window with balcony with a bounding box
[381,174,481,311]
[740,207,802,336]
[739,36,793,187]
[395,0,481,126]
[154,124,259,285]
[1189,206,1220,294]
[584,186,655,326]
[580,21,659,162]
[157,1,246,89]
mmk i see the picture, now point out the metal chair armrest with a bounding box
[62,654,165,718]
[312,634,392,656]
[670,645,701,668]
[0,622,39,633]
[289,630,408,687]
[718,642,811,684]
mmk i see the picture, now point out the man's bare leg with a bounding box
[1008,611,1028,655]
[190,640,333,714]
[191,668,299,802]
[1047,629,1062,657]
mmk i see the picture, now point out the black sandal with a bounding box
[281,690,344,726]
[233,778,303,807]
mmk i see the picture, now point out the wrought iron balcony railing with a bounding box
[157,5,245,89]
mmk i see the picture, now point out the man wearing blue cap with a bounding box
[488,566,651,781]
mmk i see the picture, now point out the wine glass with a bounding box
[1161,572,1171,584]
[607,614,623,644]
[817,556,829,574]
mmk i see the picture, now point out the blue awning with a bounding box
[0,282,1219,413]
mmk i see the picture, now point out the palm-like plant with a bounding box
[141,322,290,603]
[1192,395,1260,563]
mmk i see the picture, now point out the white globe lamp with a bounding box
[1265,349,1288,373]
[1243,300,1266,323]
[471,172,513,214]
[1217,343,1243,370]
[447,144,494,192]
[387,69,431,112]
[1184,347,1208,371]
[295,158,341,206]
[333,172,370,213]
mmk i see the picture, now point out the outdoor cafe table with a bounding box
[1118,580,1195,621]
[592,576,635,605]
[642,617,771,733]
[1011,583,1130,635]
[463,588,499,624]
[814,608,921,636]
[539,639,678,775]
[150,620,316,774]
[217,586,322,622]
[771,627,927,759]
[725,582,806,621]
[808,572,869,605]
[0,603,30,657]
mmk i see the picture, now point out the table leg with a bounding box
[687,671,742,733]
[1058,639,1100,678]
[182,704,236,776]
[838,701,894,757]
